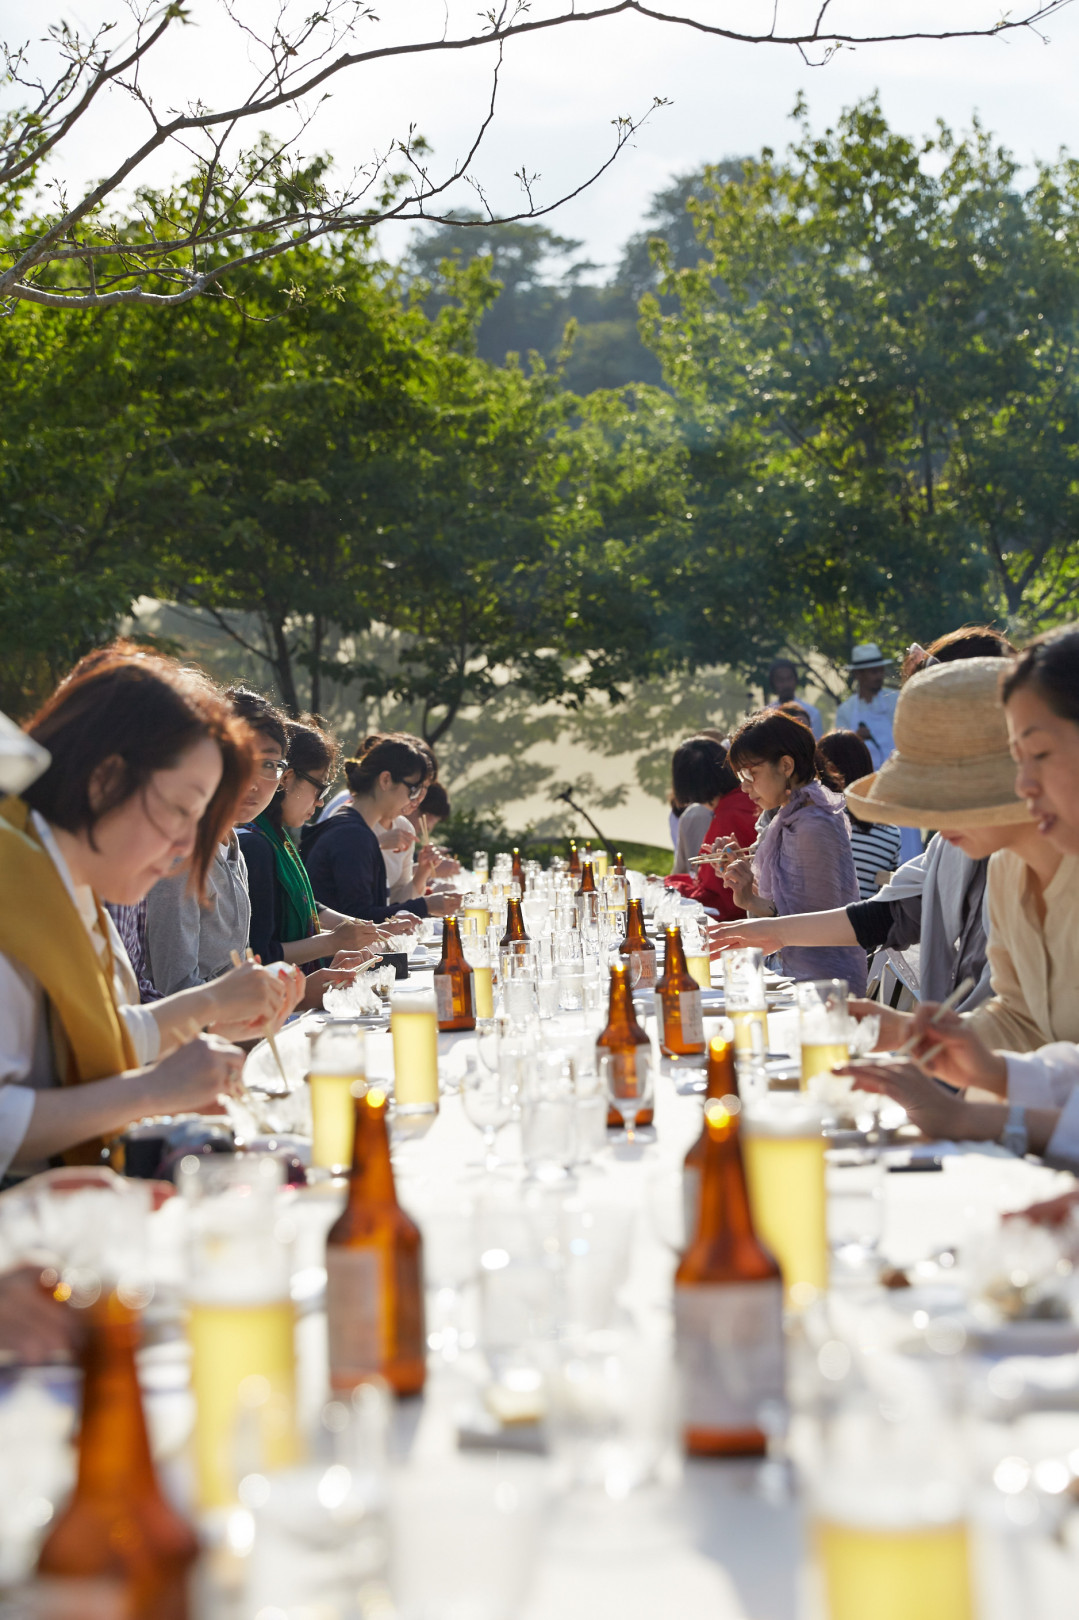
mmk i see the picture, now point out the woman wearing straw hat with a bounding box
[709,658,1053,1016]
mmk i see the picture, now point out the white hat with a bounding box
[0,710,50,796]
[845,642,893,672]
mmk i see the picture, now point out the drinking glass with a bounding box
[680,916,712,990]
[305,1021,365,1174]
[798,979,850,1091]
[599,1049,654,1146]
[473,850,490,883]
[520,1053,576,1181]
[181,1154,298,1511]
[741,1091,827,1305]
[461,1053,514,1173]
[462,933,495,1020]
[521,894,550,938]
[546,1325,674,1496]
[390,985,439,1115]
[826,1147,885,1278]
[722,946,768,1060]
[556,958,585,1013]
[502,952,539,1031]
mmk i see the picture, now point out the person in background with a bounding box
[834,643,898,771]
[302,735,461,922]
[673,745,758,920]
[396,780,461,897]
[767,658,823,737]
[670,736,739,874]
[0,644,290,1180]
[238,718,399,1005]
[818,729,902,901]
[102,899,159,1002]
[708,710,866,992]
[144,686,284,996]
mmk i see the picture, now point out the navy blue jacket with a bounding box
[301,807,428,922]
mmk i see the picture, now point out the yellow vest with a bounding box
[0,796,137,1164]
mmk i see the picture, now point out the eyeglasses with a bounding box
[290,768,332,806]
[399,780,427,802]
[257,759,288,779]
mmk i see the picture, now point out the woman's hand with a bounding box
[848,998,915,1053]
[379,825,417,854]
[434,853,462,878]
[835,1056,970,1141]
[148,1033,247,1111]
[709,917,786,958]
[721,855,757,911]
[1005,1189,1079,1228]
[301,966,362,1010]
[204,961,294,1041]
[328,948,381,973]
[325,918,385,955]
[896,1003,1007,1094]
[425,892,462,918]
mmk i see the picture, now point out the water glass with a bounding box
[556,958,585,1013]
[599,1049,654,1145]
[826,1147,885,1278]
[546,1325,674,1497]
[520,1054,577,1181]
[502,954,539,1031]
[461,1054,514,1173]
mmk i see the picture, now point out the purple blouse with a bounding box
[753,781,867,993]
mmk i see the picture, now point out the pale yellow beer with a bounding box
[743,1121,827,1299]
[188,1297,298,1508]
[391,993,439,1108]
[800,1040,850,1089]
[472,965,494,1019]
[685,952,712,990]
[463,905,491,937]
[593,850,609,880]
[308,1072,362,1170]
[816,1520,973,1620]
[728,1006,767,1055]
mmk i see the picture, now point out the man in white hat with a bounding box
[835,642,899,770]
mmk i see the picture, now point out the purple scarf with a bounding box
[753,780,865,990]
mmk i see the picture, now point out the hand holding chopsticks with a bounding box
[229,948,291,1087]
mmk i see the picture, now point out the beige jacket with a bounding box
[967,849,1079,1053]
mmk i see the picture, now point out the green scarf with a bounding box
[251,812,320,945]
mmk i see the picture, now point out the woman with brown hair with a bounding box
[0,643,294,1179]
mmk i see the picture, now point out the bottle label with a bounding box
[433,973,454,1023]
[653,990,666,1042]
[634,949,657,989]
[675,1280,785,1432]
[326,1247,384,1381]
[679,989,704,1045]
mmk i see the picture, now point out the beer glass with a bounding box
[462,932,495,1020]
[722,947,768,1060]
[472,850,490,883]
[680,916,712,990]
[390,985,439,1114]
[797,979,850,1090]
[741,1091,827,1304]
[306,1020,366,1174]
[599,1048,654,1146]
[182,1154,298,1511]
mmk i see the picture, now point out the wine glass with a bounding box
[461,1054,514,1174]
[599,1050,654,1147]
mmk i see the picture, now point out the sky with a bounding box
[5,0,1079,276]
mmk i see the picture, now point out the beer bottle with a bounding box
[326,1087,425,1396]
[568,841,581,878]
[575,860,597,896]
[433,915,476,1032]
[675,1095,784,1457]
[511,847,525,888]
[37,1290,198,1620]
[683,1035,738,1239]
[619,897,656,989]
[612,851,626,877]
[655,925,705,1058]
[596,960,653,1128]
[499,896,529,946]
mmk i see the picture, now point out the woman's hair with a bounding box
[817,729,874,789]
[22,640,254,894]
[356,730,438,779]
[728,710,843,791]
[670,735,739,809]
[226,686,288,753]
[903,625,1016,683]
[776,699,813,729]
[344,734,434,798]
[263,716,340,831]
[1002,623,1079,724]
[417,781,450,821]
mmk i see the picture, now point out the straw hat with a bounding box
[844,642,893,672]
[844,657,1028,829]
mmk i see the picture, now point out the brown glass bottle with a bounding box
[612,851,626,877]
[619,897,657,989]
[596,961,653,1128]
[575,860,597,896]
[682,1036,738,1239]
[511,847,525,887]
[433,915,476,1031]
[37,1292,198,1620]
[499,896,529,946]
[675,1097,784,1457]
[568,841,581,878]
[655,925,705,1058]
[326,1088,426,1396]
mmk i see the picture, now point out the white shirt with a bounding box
[793,699,823,738]
[1005,1043,1079,1171]
[834,688,899,770]
[382,815,417,902]
[0,812,160,1178]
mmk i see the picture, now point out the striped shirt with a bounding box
[848,819,903,901]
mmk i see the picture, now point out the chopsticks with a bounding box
[230,948,289,1087]
[894,976,975,1061]
[417,814,430,848]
